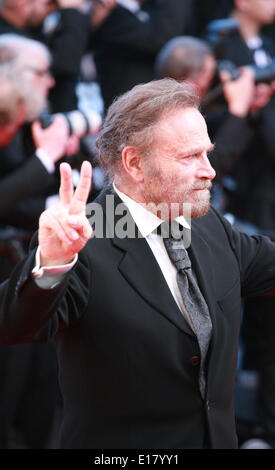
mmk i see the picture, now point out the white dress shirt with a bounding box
[114,185,192,319]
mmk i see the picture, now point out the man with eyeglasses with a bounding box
[0,34,80,449]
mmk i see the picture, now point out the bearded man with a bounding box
[1,78,275,449]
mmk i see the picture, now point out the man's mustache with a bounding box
[192,181,212,191]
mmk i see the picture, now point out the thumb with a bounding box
[219,70,232,84]
[31,120,43,141]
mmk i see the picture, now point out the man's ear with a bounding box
[121,146,144,182]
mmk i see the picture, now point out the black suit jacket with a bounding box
[0,128,57,229]
[1,190,275,448]
[214,31,275,231]
[90,0,194,109]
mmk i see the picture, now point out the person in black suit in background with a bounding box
[210,0,275,448]
[89,0,194,110]
[1,78,275,449]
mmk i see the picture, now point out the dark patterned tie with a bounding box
[161,222,212,398]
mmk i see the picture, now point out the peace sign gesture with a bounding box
[39,161,93,267]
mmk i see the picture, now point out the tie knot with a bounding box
[163,236,191,271]
[156,221,191,249]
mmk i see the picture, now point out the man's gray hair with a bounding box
[96,78,200,182]
[155,36,214,82]
[0,34,52,122]
[0,33,51,69]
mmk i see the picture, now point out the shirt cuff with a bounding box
[32,246,78,289]
[35,148,55,174]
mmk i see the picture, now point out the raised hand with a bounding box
[32,115,70,163]
[39,161,93,266]
[220,66,255,117]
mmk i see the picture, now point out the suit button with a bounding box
[206,400,211,412]
[190,355,200,366]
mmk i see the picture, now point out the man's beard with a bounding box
[141,164,212,219]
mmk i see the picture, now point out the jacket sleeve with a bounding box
[0,238,91,345]
[212,207,275,297]
[0,155,54,216]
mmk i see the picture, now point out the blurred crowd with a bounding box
[0,0,274,449]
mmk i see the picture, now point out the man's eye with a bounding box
[185,154,199,159]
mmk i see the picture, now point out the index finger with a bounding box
[69,161,92,214]
[59,162,74,205]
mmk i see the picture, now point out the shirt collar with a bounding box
[113,183,190,238]
[117,0,141,13]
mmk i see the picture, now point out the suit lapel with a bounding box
[96,189,195,337]
[113,234,196,337]
[187,219,217,336]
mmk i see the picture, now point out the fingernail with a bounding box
[69,216,78,225]
[71,231,79,240]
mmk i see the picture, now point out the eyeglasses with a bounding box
[24,65,52,78]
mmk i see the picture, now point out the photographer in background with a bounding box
[209,0,275,448]
[156,31,275,448]
[0,34,82,450]
[0,34,80,230]
[155,36,272,197]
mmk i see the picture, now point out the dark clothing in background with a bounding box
[90,0,194,110]
[0,11,91,447]
[0,15,28,35]
[0,127,60,449]
[193,0,233,37]
[0,126,56,231]
[213,28,275,447]
[44,8,90,112]
[214,30,275,231]
[205,109,254,184]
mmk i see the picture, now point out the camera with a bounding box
[39,109,102,137]
[206,18,275,84]
[217,59,275,84]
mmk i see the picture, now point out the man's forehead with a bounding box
[156,108,208,139]
[22,48,49,66]
[158,106,205,126]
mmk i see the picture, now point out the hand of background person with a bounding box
[65,134,80,156]
[39,161,93,266]
[32,115,78,162]
[220,66,256,118]
[91,0,117,29]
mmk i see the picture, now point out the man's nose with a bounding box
[197,154,216,180]
[47,75,55,90]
